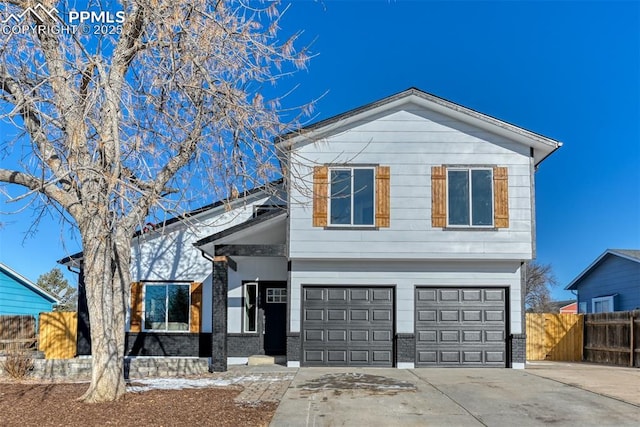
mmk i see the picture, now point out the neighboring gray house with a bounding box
[61,88,561,370]
[565,249,640,314]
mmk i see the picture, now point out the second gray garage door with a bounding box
[415,287,507,367]
[302,286,394,366]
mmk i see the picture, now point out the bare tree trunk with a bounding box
[79,222,131,403]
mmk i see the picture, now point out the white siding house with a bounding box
[280,88,559,368]
[63,88,560,370]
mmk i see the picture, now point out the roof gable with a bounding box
[0,263,60,304]
[565,249,640,290]
[58,179,284,266]
[278,88,562,166]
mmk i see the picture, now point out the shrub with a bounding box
[1,350,34,379]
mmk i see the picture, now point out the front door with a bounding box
[260,283,287,355]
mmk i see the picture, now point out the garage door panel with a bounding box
[373,330,392,341]
[328,288,348,301]
[304,309,323,321]
[305,288,324,300]
[327,330,347,342]
[441,330,460,342]
[418,310,437,321]
[373,289,393,301]
[350,310,369,321]
[462,310,482,321]
[462,289,482,301]
[305,330,324,341]
[350,289,369,300]
[418,330,437,342]
[440,289,460,302]
[485,289,505,301]
[328,309,346,321]
[302,286,394,367]
[439,310,459,322]
[485,310,505,322]
[417,289,437,302]
[350,330,368,341]
[462,331,481,342]
[327,350,347,362]
[372,309,392,321]
[416,287,506,367]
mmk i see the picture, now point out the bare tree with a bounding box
[0,0,309,402]
[525,261,558,313]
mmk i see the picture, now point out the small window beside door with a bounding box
[244,283,258,333]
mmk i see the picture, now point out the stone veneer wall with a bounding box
[510,333,526,365]
[0,357,210,380]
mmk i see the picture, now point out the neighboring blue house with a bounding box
[0,263,59,321]
[565,249,640,314]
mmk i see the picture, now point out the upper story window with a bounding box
[312,165,390,228]
[447,168,493,227]
[330,167,375,226]
[431,165,509,229]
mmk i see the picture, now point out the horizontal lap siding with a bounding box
[289,108,533,261]
[289,260,523,337]
[576,255,640,313]
[132,195,274,282]
[0,271,54,315]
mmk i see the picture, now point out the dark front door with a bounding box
[260,283,287,355]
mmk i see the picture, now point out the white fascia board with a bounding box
[280,92,561,166]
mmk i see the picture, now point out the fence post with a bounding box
[631,315,635,367]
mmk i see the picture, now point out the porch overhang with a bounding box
[193,209,287,259]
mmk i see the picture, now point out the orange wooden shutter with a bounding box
[190,282,202,333]
[130,282,143,332]
[375,166,391,227]
[312,166,328,227]
[431,166,447,227]
[493,166,509,228]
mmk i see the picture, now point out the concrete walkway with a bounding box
[270,366,640,426]
[526,361,640,406]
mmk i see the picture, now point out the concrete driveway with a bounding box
[270,365,640,426]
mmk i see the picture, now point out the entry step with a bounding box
[248,355,288,366]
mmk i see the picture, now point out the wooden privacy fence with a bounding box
[0,315,36,352]
[526,313,583,361]
[584,310,639,367]
[39,312,77,359]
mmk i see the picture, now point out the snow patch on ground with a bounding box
[127,375,292,393]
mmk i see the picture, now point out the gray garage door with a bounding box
[302,286,394,366]
[415,287,506,367]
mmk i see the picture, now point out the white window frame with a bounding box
[446,167,494,228]
[243,283,258,333]
[142,282,191,333]
[592,295,615,313]
[328,166,376,227]
[266,288,287,303]
[578,302,587,314]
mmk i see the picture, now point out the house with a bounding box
[60,88,561,369]
[565,249,640,314]
[0,262,59,322]
[559,301,578,314]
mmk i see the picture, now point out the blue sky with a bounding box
[1,0,639,301]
